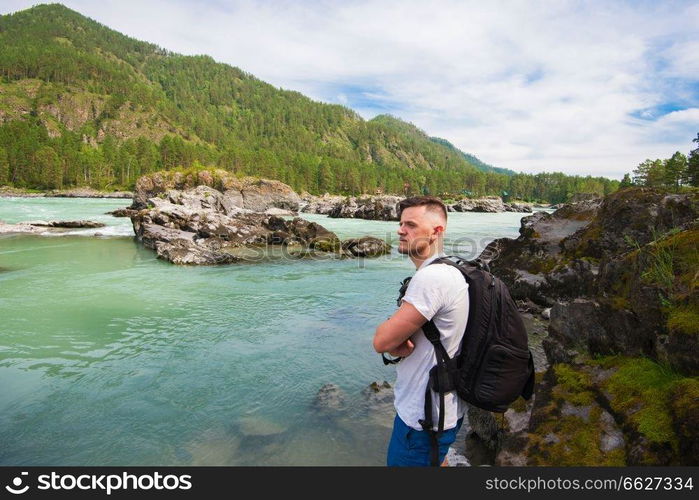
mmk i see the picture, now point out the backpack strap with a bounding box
[522,351,535,400]
[419,257,468,466]
[419,320,452,466]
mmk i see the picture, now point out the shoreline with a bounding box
[0,186,554,208]
[0,187,133,199]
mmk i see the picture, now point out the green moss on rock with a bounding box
[527,406,625,466]
[667,304,699,335]
[552,364,595,406]
[310,237,341,253]
[509,396,528,413]
[601,357,682,450]
[669,378,699,464]
[527,256,559,275]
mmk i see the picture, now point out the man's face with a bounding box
[397,205,444,256]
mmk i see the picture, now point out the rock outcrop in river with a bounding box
[129,170,390,264]
[327,195,403,221]
[469,187,698,466]
[449,197,533,213]
[299,193,535,220]
[0,219,105,234]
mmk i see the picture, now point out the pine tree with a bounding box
[663,151,687,189]
[687,133,699,187]
[619,173,633,188]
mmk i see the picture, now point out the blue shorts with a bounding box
[386,413,463,466]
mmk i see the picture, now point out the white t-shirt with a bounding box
[395,253,469,431]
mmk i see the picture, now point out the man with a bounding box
[373,196,469,466]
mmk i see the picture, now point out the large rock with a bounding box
[479,199,601,305]
[340,237,391,257]
[561,188,697,260]
[545,299,651,363]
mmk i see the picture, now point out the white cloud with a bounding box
[2,0,698,178]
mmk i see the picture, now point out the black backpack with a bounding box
[387,256,535,465]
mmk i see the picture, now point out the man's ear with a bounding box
[429,225,444,243]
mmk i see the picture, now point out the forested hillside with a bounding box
[0,4,619,202]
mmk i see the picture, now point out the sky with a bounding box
[2,0,699,179]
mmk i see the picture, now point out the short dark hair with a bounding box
[398,196,448,220]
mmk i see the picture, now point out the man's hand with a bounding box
[389,339,415,358]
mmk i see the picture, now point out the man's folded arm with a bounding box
[373,301,427,353]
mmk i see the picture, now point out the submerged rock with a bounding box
[30,220,105,228]
[340,237,391,258]
[0,219,105,234]
[313,384,347,415]
[0,222,46,234]
[237,416,287,438]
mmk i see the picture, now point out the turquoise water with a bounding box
[0,197,531,465]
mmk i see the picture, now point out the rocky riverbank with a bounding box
[128,170,391,264]
[466,187,698,466]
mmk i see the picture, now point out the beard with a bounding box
[398,239,430,256]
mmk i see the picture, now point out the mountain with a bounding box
[429,137,516,176]
[0,4,619,201]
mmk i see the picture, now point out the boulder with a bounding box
[505,202,533,213]
[479,200,601,305]
[107,208,138,218]
[340,237,391,257]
